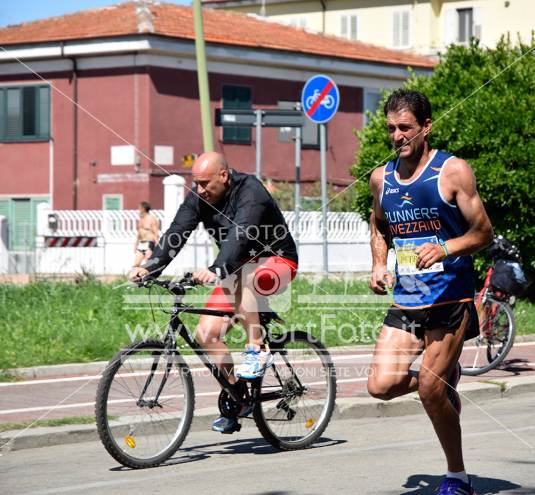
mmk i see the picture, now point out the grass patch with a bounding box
[1,277,534,369]
[0,372,25,382]
[479,380,508,393]
[0,416,96,433]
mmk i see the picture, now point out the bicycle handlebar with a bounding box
[138,272,198,295]
[489,235,522,262]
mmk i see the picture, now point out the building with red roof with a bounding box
[0,1,433,250]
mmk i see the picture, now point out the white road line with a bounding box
[0,391,220,415]
[0,377,369,415]
[462,341,535,351]
[0,354,373,388]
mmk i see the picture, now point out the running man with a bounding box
[367,89,493,494]
[129,152,298,433]
[133,201,159,268]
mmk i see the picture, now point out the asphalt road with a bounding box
[2,394,534,495]
[2,342,534,425]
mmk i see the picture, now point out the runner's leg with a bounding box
[418,309,468,472]
[367,325,423,400]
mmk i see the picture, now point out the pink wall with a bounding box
[0,73,75,202]
[0,63,365,210]
[148,67,363,186]
[0,141,49,195]
[75,68,151,210]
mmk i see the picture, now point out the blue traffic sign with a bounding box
[301,75,340,124]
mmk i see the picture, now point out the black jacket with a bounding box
[145,170,298,277]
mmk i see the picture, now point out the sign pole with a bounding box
[320,123,328,276]
[192,0,214,152]
[294,119,302,252]
[301,74,339,278]
[255,109,262,180]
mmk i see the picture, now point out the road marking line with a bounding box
[0,354,373,388]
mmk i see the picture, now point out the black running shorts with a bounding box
[383,301,479,341]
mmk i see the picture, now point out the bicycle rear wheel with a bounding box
[253,331,336,450]
[460,299,515,376]
[95,340,194,468]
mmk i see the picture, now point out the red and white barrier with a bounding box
[45,236,98,248]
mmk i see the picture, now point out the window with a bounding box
[0,85,50,141]
[363,89,382,126]
[392,10,410,48]
[222,85,252,144]
[457,8,473,43]
[0,196,49,250]
[444,7,481,45]
[340,14,358,41]
[103,195,123,210]
[277,101,319,149]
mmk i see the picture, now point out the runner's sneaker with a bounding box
[235,344,274,380]
[446,362,462,415]
[435,476,476,494]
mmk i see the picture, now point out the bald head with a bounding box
[192,152,228,176]
[192,152,230,204]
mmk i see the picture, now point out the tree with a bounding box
[350,37,535,280]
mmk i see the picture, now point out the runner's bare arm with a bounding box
[415,159,493,269]
[369,167,394,294]
[441,158,493,257]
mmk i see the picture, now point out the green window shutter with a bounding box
[222,85,251,144]
[0,85,50,141]
[0,199,8,219]
[22,86,37,136]
[11,198,32,250]
[0,89,5,140]
[38,86,50,138]
[0,199,9,249]
[103,196,122,210]
[6,88,22,139]
[31,197,49,232]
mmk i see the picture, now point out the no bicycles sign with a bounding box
[301,74,340,124]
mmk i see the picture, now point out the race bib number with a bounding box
[393,236,444,275]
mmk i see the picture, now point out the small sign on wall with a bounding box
[154,145,174,166]
[111,145,136,166]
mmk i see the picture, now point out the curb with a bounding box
[1,375,534,453]
[5,335,535,379]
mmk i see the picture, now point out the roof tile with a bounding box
[0,1,434,68]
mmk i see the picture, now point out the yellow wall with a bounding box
[214,0,534,55]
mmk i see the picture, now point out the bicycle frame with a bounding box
[474,265,511,341]
[142,293,295,409]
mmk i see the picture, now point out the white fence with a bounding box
[25,175,374,276]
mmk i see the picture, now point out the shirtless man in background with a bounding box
[133,201,159,268]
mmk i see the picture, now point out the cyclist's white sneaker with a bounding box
[235,344,274,380]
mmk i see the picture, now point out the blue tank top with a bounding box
[380,149,475,308]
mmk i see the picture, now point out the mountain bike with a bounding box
[95,274,336,468]
[460,236,530,376]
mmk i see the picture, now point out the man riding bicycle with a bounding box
[130,152,298,433]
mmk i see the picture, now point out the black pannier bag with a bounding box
[490,260,531,296]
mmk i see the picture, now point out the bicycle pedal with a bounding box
[221,423,241,434]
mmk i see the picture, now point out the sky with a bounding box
[0,0,191,28]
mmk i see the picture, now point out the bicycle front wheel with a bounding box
[460,299,515,376]
[253,331,336,450]
[95,340,195,468]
